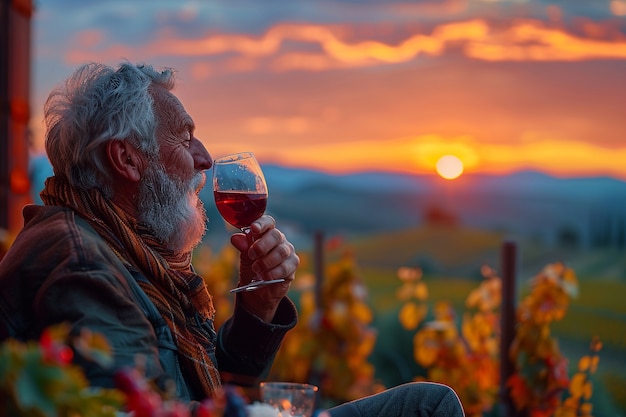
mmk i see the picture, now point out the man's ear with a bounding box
[106,140,141,182]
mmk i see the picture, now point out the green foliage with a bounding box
[402,266,501,417]
[270,245,384,406]
[276,235,614,416]
[4,234,619,416]
[555,337,602,417]
[0,325,123,417]
[0,323,250,417]
[507,263,579,417]
[392,261,605,417]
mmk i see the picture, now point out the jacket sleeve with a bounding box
[216,294,297,387]
[0,207,167,391]
[35,265,166,389]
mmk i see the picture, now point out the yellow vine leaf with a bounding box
[474,313,492,337]
[466,277,501,311]
[580,402,593,416]
[578,355,590,372]
[583,380,593,400]
[355,329,377,358]
[396,283,415,301]
[414,281,428,301]
[414,329,439,367]
[562,397,578,410]
[461,317,478,350]
[485,338,498,356]
[399,302,426,330]
[351,302,373,324]
[300,291,316,313]
[569,373,586,398]
[434,301,455,322]
[465,288,481,309]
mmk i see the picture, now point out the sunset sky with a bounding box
[30,0,626,180]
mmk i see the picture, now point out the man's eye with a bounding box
[183,131,192,145]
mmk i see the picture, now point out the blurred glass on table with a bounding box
[260,382,318,417]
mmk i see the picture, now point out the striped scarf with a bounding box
[41,176,221,399]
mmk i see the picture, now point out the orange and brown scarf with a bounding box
[41,175,221,399]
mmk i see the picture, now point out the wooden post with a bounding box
[0,0,34,235]
[500,240,519,417]
[0,0,10,231]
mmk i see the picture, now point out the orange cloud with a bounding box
[466,20,626,61]
[64,18,626,70]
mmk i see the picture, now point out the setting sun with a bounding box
[436,155,464,180]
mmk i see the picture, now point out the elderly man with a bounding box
[0,62,464,416]
[0,62,299,401]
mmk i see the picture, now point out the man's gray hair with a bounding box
[44,62,176,197]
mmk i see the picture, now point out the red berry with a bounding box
[56,345,74,364]
[40,340,74,365]
[196,400,215,417]
[126,390,162,417]
[39,329,53,349]
[114,367,145,395]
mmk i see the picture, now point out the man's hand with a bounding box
[230,215,299,322]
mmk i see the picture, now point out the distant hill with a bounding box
[258,165,626,252]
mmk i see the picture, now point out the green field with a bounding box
[312,225,626,415]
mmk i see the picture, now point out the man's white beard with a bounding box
[137,163,207,253]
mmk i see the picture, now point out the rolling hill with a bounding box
[258,165,626,248]
[199,164,626,280]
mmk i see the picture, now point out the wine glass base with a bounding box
[229,278,286,293]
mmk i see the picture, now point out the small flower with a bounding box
[39,326,74,365]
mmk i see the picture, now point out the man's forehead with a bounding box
[150,84,193,127]
[150,84,182,110]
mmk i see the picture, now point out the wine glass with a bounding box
[212,152,285,293]
[260,382,319,417]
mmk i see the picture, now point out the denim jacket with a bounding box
[0,205,297,402]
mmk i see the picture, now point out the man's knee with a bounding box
[396,382,464,416]
[326,382,465,417]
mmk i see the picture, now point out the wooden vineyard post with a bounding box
[500,240,521,417]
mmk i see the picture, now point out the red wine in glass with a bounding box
[212,152,285,293]
[214,191,267,230]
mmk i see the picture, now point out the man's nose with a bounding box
[191,137,212,170]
